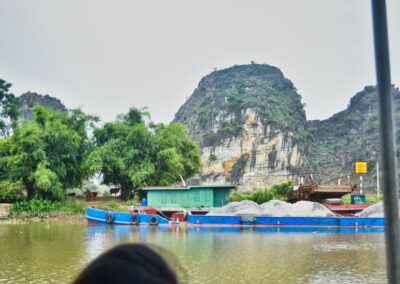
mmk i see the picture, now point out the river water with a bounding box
[0,224,386,283]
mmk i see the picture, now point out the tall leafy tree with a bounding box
[0,79,19,138]
[1,105,97,201]
[88,107,202,198]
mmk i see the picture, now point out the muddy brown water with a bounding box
[0,224,386,283]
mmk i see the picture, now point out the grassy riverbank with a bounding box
[0,197,131,224]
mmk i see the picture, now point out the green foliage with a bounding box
[220,119,243,137]
[344,116,352,125]
[32,163,63,200]
[367,114,378,133]
[10,198,85,214]
[0,79,19,138]
[0,105,97,201]
[0,180,25,202]
[227,82,303,131]
[91,108,202,198]
[11,199,62,213]
[60,199,85,213]
[229,180,293,204]
[227,91,243,112]
[229,191,252,202]
[107,201,121,211]
[209,153,217,161]
[251,190,275,204]
[270,180,294,196]
[196,108,219,129]
[202,132,219,146]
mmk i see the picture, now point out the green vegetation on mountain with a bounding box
[175,64,307,148]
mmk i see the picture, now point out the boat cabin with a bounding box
[141,185,235,209]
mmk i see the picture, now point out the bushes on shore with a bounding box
[1,105,97,202]
[0,94,201,203]
[230,180,293,204]
[11,199,85,214]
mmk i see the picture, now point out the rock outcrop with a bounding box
[174,64,310,191]
[18,92,66,121]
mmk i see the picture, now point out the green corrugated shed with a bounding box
[142,185,235,209]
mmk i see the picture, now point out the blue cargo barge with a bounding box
[187,212,384,227]
[86,207,384,227]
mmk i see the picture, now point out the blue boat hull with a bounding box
[86,208,384,227]
[86,208,170,225]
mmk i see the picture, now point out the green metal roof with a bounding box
[141,185,236,191]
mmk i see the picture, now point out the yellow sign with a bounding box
[355,162,367,174]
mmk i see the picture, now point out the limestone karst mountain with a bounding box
[174,64,400,192]
[174,64,310,191]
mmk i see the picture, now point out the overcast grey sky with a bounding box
[1,1,399,123]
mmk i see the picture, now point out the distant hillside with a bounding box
[308,86,400,188]
[18,92,66,121]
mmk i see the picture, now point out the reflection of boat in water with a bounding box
[86,207,384,228]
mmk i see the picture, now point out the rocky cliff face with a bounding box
[175,64,400,192]
[174,64,310,191]
[18,92,66,121]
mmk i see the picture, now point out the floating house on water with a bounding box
[141,185,235,209]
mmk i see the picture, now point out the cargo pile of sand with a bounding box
[206,200,336,217]
[356,200,400,218]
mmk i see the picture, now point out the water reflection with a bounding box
[0,224,386,284]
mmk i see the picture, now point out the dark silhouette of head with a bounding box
[74,244,178,284]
